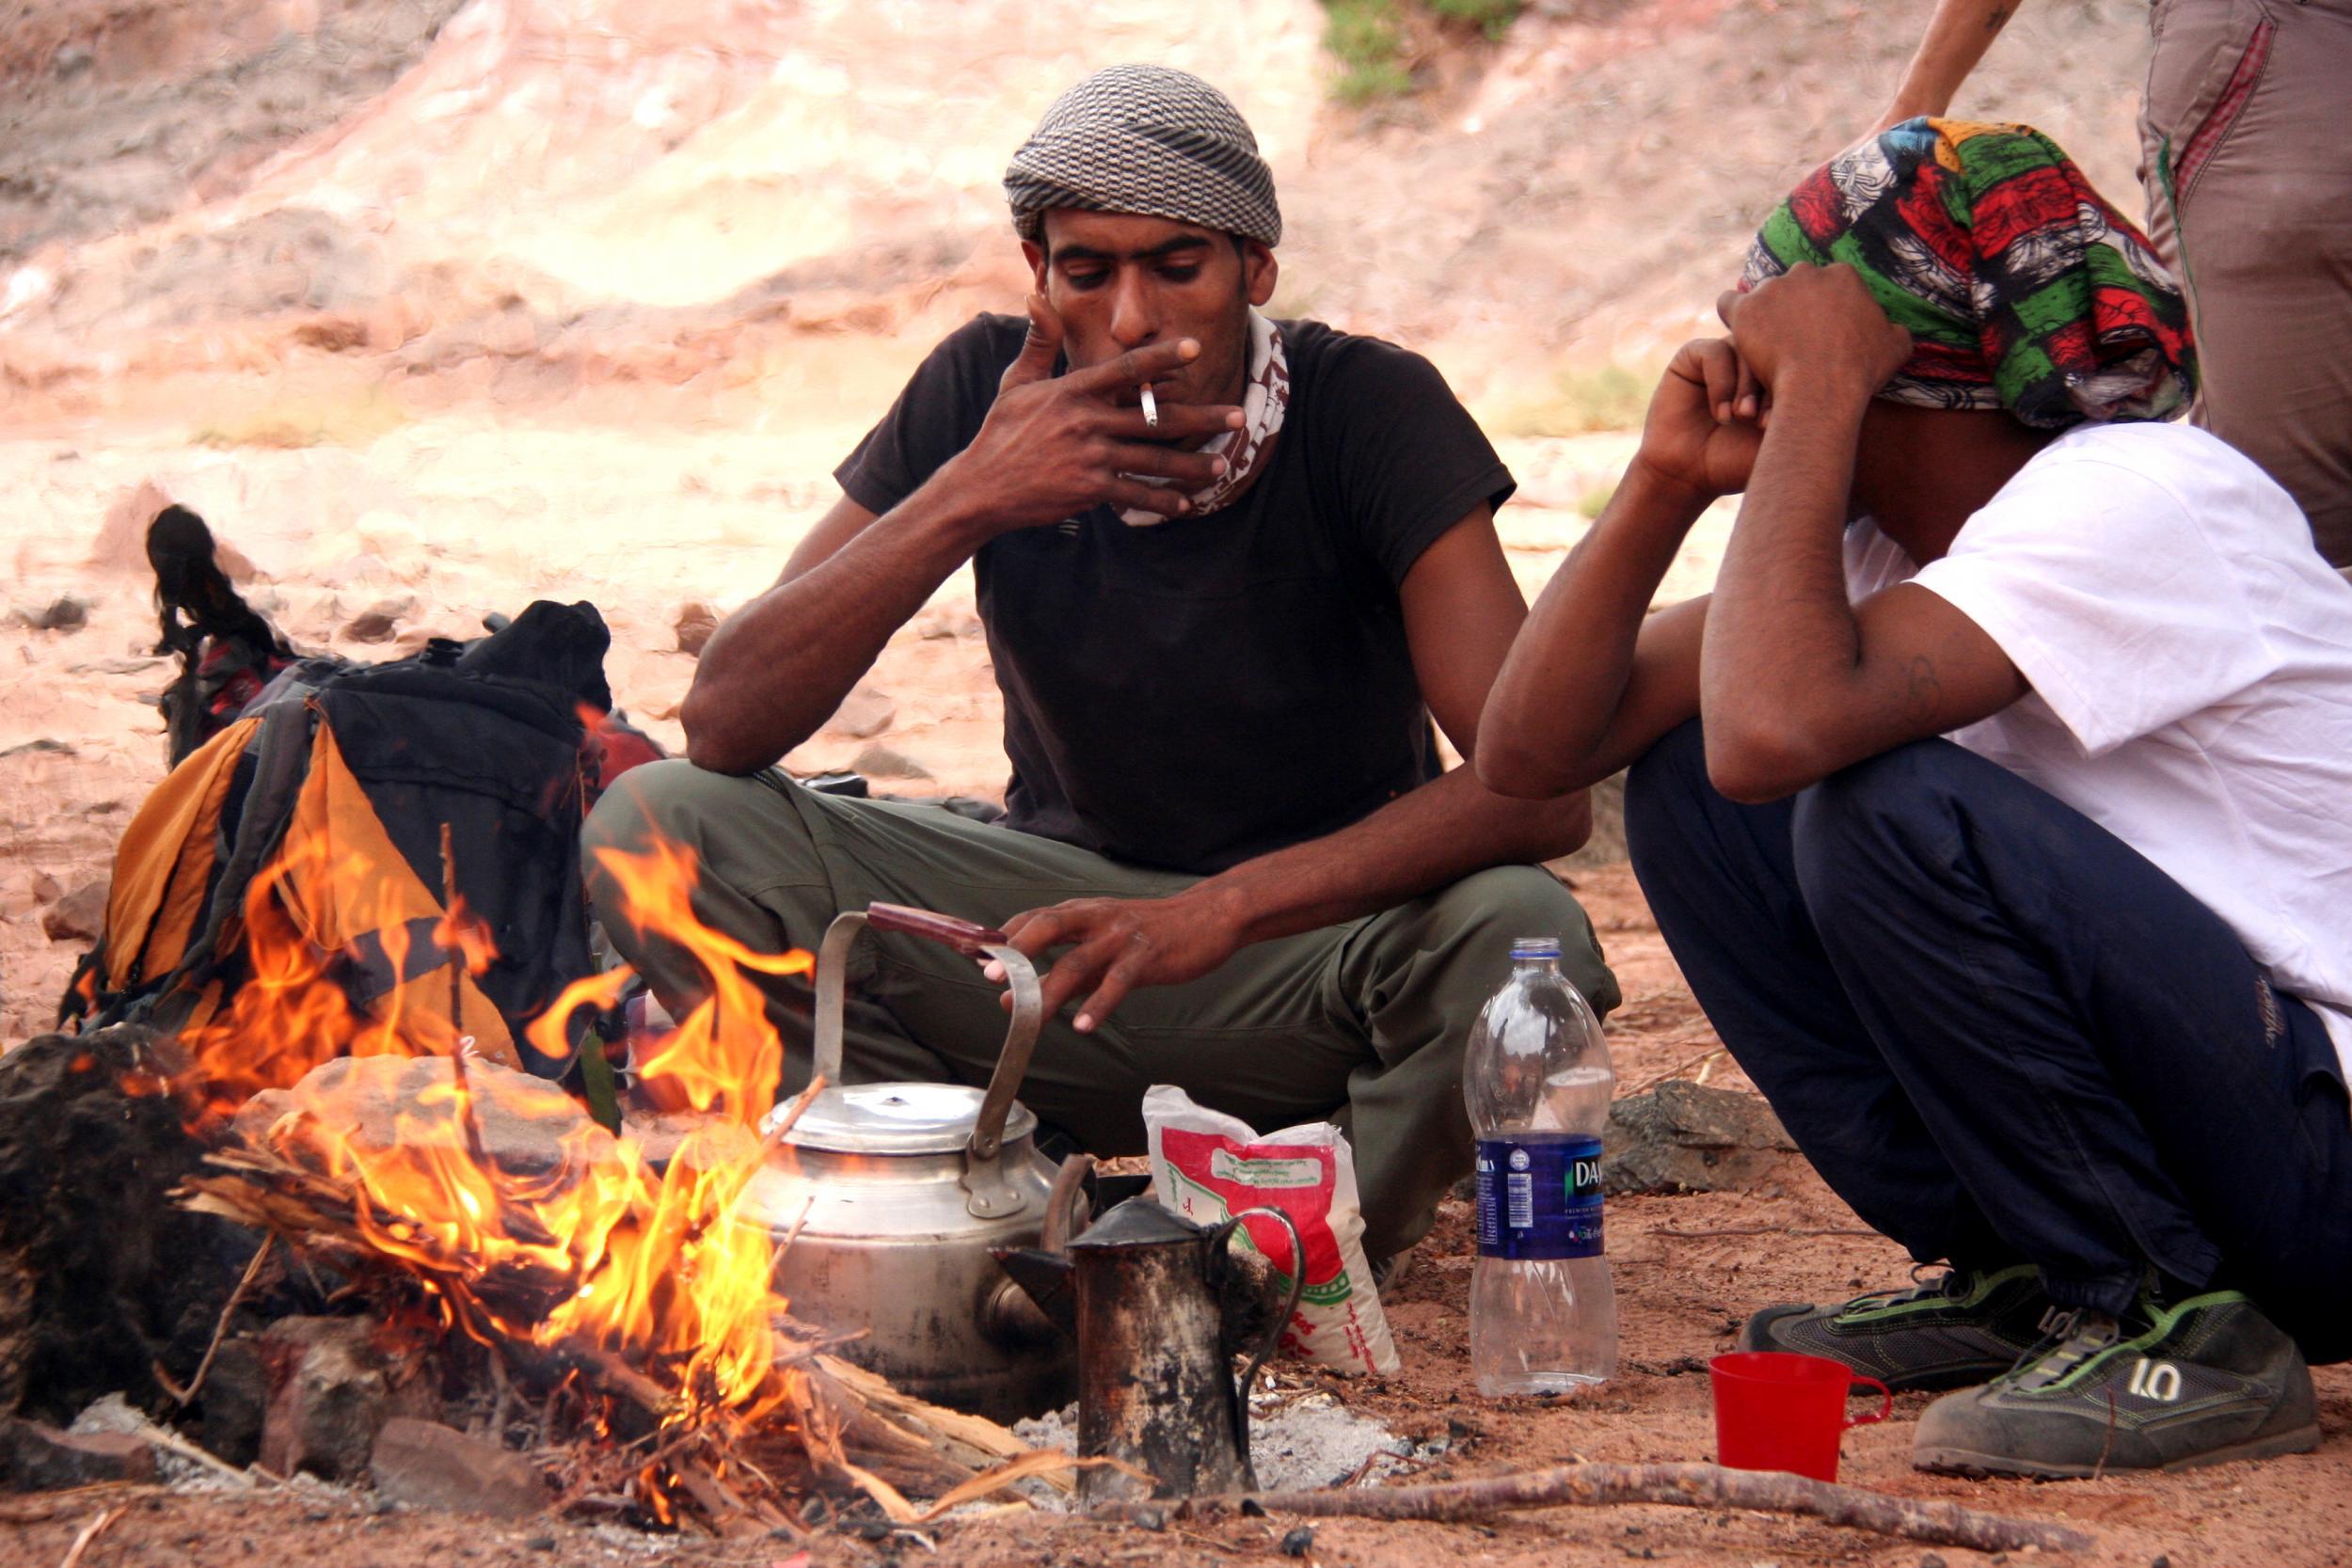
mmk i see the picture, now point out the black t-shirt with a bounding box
[835,313,1513,875]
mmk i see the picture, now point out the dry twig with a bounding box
[56,1506,122,1568]
[1626,1045,1729,1097]
[0,1485,162,1527]
[158,1237,275,1406]
[1100,1463,2093,1556]
[1650,1226,1878,1241]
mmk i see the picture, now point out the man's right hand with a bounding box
[1631,337,1769,506]
[937,295,1247,532]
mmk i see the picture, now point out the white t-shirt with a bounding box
[1844,421,2352,1082]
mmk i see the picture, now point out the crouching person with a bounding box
[583,66,1616,1264]
[1478,119,2352,1475]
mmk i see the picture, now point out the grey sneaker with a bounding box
[1740,1263,2058,1391]
[1914,1290,2319,1478]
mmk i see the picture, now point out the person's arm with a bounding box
[991,508,1597,1032]
[681,301,1244,773]
[1478,334,1779,800]
[1700,263,2028,802]
[1875,0,2026,132]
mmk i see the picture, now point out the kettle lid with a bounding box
[764,1081,1038,1155]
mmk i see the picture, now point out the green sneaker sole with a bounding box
[1916,1419,2320,1480]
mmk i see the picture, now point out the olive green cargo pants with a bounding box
[583,761,1618,1259]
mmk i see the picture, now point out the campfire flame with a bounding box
[178,840,459,1117]
[564,835,812,1119]
[175,820,820,1497]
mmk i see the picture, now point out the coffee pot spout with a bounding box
[990,1247,1078,1338]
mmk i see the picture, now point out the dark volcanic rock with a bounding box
[339,596,411,643]
[848,742,930,780]
[0,1027,258,1422]
[672,599,718,656]
[194,1336,270,1467]
[0,1418,157,1490]
[1601,1081,1799,1196]
[13,596,90,632]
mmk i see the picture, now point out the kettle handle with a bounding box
[807,905,1042,1221]
[866,902,1010,957]
[1210,1205,1309,1449]
[810,904,1020,1084]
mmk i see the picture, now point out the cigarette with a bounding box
[1139,383,1159,430]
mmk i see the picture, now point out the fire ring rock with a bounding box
[370,1417,548,1518]
[259,1318,439,1482]
[0,1418,158,1491]
[0,1027,255,1423]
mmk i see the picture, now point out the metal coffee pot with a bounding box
[997,1194,1303,1503]
[737,903,1077,1422]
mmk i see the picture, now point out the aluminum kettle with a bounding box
[737,903,1077,1421]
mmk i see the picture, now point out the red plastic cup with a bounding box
[1708,1351,1892,1482]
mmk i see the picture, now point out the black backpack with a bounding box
[63,600,620,1080]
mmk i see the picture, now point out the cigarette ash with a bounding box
[1010,1385,1433,1508]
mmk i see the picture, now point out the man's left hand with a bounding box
[987,889,1246,1034]
[1715,264,1913,404]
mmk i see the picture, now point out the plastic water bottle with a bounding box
[1466,936,1616,1394]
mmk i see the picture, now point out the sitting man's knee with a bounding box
[1790,740,1966,858]
[1432,865,1619,1015]
[1788,740,1977,927]
[581,759,817,894]
[586,758,713,854]
[1623,717,1712,878]
[1624,718,1709,830]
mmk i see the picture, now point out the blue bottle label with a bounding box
[1474,1135,1603,1260]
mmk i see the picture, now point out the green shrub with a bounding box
[1428,0,1521,40]
[1323,0,1521,103]
[1324,0,1414,104]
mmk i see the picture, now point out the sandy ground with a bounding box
[0,867,2346,1567]
[2,432,2347,1566]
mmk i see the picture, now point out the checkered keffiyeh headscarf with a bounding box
[1742,119,2195,429]
[1005,65,1281,246]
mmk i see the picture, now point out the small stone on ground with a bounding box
[0,1418,157,1490]
[40,879,106,942]
[850,741,930,780]
[370,1418,548,1519]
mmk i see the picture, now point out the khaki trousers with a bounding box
[583,761,1619,1259]
[2140,0,2352,566]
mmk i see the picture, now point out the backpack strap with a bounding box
[144,695,317,1034]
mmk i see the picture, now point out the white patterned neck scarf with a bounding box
[1120,309,1290,527]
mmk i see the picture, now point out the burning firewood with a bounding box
[179,1081,1080,1534]
[65,817,1117,1535]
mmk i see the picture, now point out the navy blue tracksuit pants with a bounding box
[1625,720,2352,1361]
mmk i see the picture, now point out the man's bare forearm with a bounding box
[1181,766,1593,949]
[683,481,990,773]
[1881,0,2024,127]
[1481,463,1711,797]
[1699,373,1874,799]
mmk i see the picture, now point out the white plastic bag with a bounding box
[1142,1085,1401,1375]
